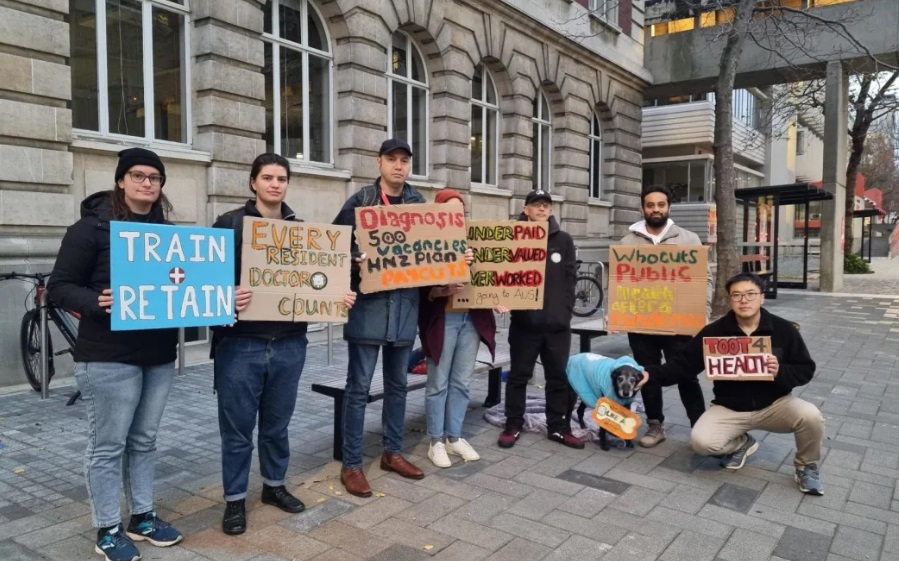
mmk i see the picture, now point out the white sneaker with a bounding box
[428,441,452,468]
[446,438,480,461]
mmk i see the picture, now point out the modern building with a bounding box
[0,0,651,389]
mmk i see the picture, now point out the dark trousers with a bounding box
[628,332,706,426]
[505,325,573,434]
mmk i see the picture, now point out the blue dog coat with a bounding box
[566,353,643,408]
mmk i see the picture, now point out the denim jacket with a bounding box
[333,179,426,345]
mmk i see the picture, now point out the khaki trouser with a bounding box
[690,395,825,468]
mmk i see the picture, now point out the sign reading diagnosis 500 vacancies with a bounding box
[239,217,352,323]
[607,244,708,336]
[452,220,548,310]
[354,203,469,293]
[110,222,235,330]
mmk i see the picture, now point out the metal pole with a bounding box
[39,290,49,399]
[178,328,185,376]
[327,323,333,365]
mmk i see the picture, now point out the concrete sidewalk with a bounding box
[3,281,899,560]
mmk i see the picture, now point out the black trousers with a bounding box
[628,332,706,426]
[505,325,573,434]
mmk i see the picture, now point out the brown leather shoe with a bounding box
[340,467,372,497]
[380,452,425,480]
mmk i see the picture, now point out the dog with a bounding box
[565,353,644,451]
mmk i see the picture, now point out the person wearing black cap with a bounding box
[332,138,427,497]
[497,190,580,449]
[48,148,184,561]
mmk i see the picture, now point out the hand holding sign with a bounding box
[766,354,779,376]
[99,288,113,314]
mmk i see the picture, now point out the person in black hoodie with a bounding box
[497,189,579,449]
[641,273,824,496]
[212,153,356,535]
[48,148,184,561]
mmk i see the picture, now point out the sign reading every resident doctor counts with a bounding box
[110,222,235,331]
[239,217,352,323]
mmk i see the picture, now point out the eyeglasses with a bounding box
[127,171,165,186]
[729,292,761,302]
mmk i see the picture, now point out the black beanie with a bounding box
[115,148,166,187]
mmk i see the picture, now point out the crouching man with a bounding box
[639,273,825,495]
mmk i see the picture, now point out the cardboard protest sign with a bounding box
[703,335,774,381]
[354,203,468,293]
[451,220,548,309]
[607,245,708,336]
[592,397,642,440]
[110,222,234,330]
[239,217,352,323]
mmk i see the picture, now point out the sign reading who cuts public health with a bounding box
[110,222,235,331]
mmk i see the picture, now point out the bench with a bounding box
[311,347,510,461]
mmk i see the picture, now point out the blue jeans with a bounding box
[215,335,307,501]
[342,343,411,468]
[426,313,480,439]
[75,361,175,528]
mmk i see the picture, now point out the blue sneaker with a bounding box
[721,434,759,470]
[95,525,140,561]
[795,463,824,495]
[126,512,183,547]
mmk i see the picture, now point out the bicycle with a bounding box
[0,272,79,394]
[573,260,604,318]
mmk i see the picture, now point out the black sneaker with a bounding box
[261,485,306,513]
[497,428,521,448]
[222,500,246,535]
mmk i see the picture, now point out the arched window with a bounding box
[589,113,604,199]
[470,66,499,186]
[387,32,429,177]
[263,0,333,164]
[531,92,552,192]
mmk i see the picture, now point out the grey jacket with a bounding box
[618,220,713,315]
[333,178,426,346]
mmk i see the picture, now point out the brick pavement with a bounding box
[3,285,899,560]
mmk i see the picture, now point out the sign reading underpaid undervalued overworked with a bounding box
[110,222,235,331]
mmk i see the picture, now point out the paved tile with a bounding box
[369,544,430,561]
[829,525,884,561]
[718,528,779,561]
[555,470,630,495]
[659,530,726,561]
[773,526,834,561]
[709,483,761,513]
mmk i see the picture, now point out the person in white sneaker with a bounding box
[418,190,505,467]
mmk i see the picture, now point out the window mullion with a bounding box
[182,13,192,145]
[480,105,487,183]
[273,44,281,154]
[406,81,413,157]
[96,0,109,135]
[387,75,393,137]
[302,50,310,161]
[142,1,155,142]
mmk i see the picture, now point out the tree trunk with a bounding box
[712,0,759,318]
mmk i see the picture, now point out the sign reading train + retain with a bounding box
[110,222,235,330]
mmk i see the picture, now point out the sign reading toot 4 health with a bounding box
[608,244,708,336]
[451,220,548,309]
[239,217,352,323]
[355,203,468,293]
[703,335,774,381]
[110,222,235,331]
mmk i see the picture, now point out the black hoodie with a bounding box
[48,191,178,365]
[649,308,816,412]
[509,215,576,332]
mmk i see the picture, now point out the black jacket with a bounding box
[509,215,576,332]
[649,308,816,412]
[210,200,308,352]
[47,191,178,365]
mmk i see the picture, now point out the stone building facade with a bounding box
[0,0,650,388]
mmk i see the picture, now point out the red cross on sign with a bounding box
[169,267,186,284]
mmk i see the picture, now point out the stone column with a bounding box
[0,1,74,258]
[192,0,267,221]
[819,60,848,292]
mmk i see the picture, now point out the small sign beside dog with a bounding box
[702,335,774,381]
[592,397,642,440]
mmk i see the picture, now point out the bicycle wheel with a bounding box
[20,308,55,392]
[573,275,603,317]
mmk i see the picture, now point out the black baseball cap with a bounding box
[525,189,552,205]
[379,138,413,156]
